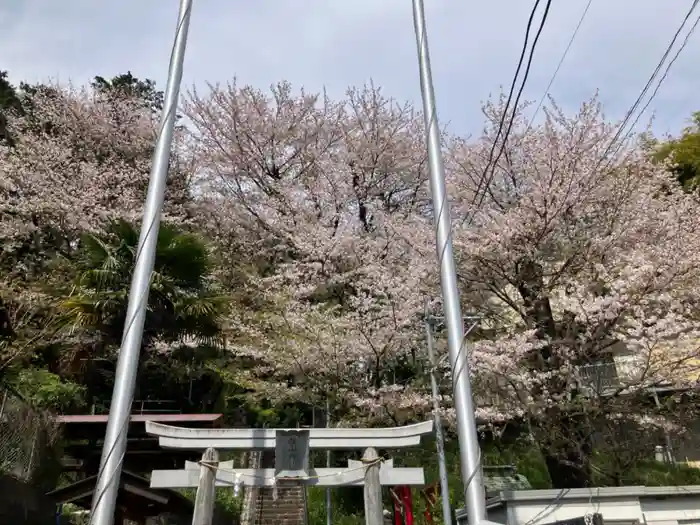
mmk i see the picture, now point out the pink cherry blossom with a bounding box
[0,83,191,258]
[186,80,700,449]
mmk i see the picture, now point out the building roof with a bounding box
[46,470,193,519]
[455,485,700,521]
[58,413,223,475]
[56,413,222,424]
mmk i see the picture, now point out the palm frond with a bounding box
[60,219,226,350]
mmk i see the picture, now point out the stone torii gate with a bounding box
[146,420,434,525]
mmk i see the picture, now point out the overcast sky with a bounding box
[0,0,697,138]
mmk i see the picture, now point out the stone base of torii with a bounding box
[145,420,434,525]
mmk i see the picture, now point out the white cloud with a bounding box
[0,0,697,136]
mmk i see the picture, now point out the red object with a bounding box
[402,486,414,525]
[391,487,415,525]
[392,488,404,525]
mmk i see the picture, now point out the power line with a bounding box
[466,0,554,223]
[466,0,545,221]
[607,10,700,160]
[599,0,699,165]
[525,0,594,132]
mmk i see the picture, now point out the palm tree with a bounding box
[62,219,226,347]
[59,220,228,410]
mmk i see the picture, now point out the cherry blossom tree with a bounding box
[0,80,195,387]
[0,82,192,271]
[184,81,436,419]
[434,96,700,487]
[5,71,696,487]
[184,77,700,485]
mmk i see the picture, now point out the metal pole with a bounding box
[425,318,453,525]
[411,1,488,523]
[326,400,332,525]
[89,1,193,523]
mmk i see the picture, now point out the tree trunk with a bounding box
[516,257,594,488]
[537,411,593,488]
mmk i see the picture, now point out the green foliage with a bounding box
[91,71,164,112]
[0,71,21,112]
[653,111,700,190]
[212,487,244,518]
[616,460,700,486]
[0,70,21,144]
[59,219,228,349]
[45,219,231,411]
[10,369,86,412]
[307,487,364,525]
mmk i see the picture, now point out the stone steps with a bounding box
[244,450,307,525]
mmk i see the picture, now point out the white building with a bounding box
[456,486,700,525]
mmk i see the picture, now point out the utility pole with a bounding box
[326,399,332,525]
[425,316,453,525]
[89,1,193,523]
[425,312,480,525]
[411,1,490,524]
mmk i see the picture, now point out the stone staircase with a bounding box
[255,481,306,525]
[241,450,307,525]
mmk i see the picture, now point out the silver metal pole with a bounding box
[89,1,193,523]
[425,318,453,525]
[411,1,488,523]
[326,400,332,525]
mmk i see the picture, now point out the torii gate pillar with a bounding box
[146,421,434,525]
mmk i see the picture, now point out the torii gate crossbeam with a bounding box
[145,420,434,450]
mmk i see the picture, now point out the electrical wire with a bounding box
[474,0,553,212]
[463,0,554,226]
[525,0,594,132]
[469,0,543,212]
[597,0,699,168]
[604,9,700,164]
